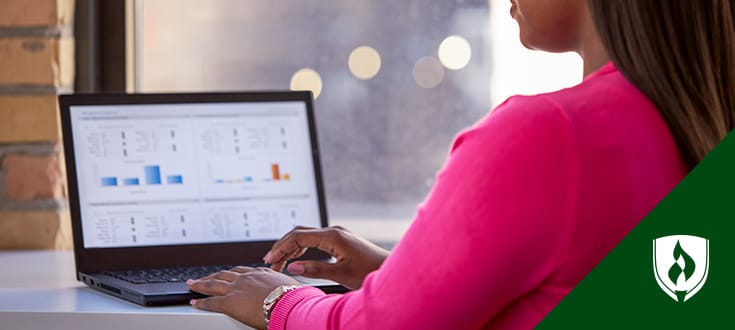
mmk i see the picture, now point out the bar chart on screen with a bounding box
[196,115,310,198]
[89,159,199,201]
[99,165,185,187]
[209,162,291,184]
[202,156,306,198]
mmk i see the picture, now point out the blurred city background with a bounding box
[134,0,582,245]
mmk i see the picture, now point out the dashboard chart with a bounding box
[70,102,322,248]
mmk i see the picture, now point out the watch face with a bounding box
[265,289,281,304]
[266,285,302,304]
[266,287,286,303]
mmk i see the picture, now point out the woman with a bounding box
[187,0,735,328]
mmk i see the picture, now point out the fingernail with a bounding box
[189,299,196,306]
[287,263,305,275]
[263,251,272,262]
[186,279,196,285]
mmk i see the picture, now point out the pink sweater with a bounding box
[269,63,687,329]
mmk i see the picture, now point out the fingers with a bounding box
[269,247,308,272]
[187,278,231,296]
[286,260,340,279]
[263,226,319,263]
[265,227,347,266]
[190,295,232,314]
[196,270,240,282]
[229,266,255,274]
[188,266,260,292]
[331,225,349,232]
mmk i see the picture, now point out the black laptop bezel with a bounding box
[59,91,330,274]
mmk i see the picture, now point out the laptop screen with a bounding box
[68,100,322,249]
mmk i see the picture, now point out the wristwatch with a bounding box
[263,285,302,328]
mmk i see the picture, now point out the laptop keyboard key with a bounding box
[107,264,247,284]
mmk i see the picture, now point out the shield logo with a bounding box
[652,235,709,302]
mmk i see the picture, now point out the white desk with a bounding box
[0,251,250,330]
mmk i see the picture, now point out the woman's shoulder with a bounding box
[540,62,657,116]
[467,63,668,146]
[451,93,577,155]
[454,62,681,179]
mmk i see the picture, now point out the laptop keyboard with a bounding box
[105,264,265,284]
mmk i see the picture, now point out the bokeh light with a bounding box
[438,35,472,70]
[413,56,445,89]
[348,46,382,80]
[290,68,323,99]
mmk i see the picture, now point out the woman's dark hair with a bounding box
[589,0,735,169]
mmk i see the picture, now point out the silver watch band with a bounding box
[263,285,302,328]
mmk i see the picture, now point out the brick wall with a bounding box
[0,0,75,249]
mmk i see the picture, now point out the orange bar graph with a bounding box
[271,164,281,181]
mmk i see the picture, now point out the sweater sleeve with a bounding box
[269,96,580,330]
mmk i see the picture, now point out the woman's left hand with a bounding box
[187,266,301,329]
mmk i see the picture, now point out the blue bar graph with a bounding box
[101,177,118,186]
[123,178,140,186]
[101,165,184,188]
[144,165,162,185]
[166,175,183,184]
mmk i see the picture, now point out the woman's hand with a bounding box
[187,266,301,330]
[264,226,390,290]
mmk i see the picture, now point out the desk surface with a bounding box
[0,250,250,330]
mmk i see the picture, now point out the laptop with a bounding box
[59,91,345,306]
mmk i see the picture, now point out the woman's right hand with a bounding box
[263,226,390,290]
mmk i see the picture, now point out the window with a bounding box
[131,0,581,245]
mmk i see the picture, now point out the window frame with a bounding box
[74,0,131,93]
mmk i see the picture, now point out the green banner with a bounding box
[538,133,735,328]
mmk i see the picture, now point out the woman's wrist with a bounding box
[266,286,328,329]
[263,285,302,328]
